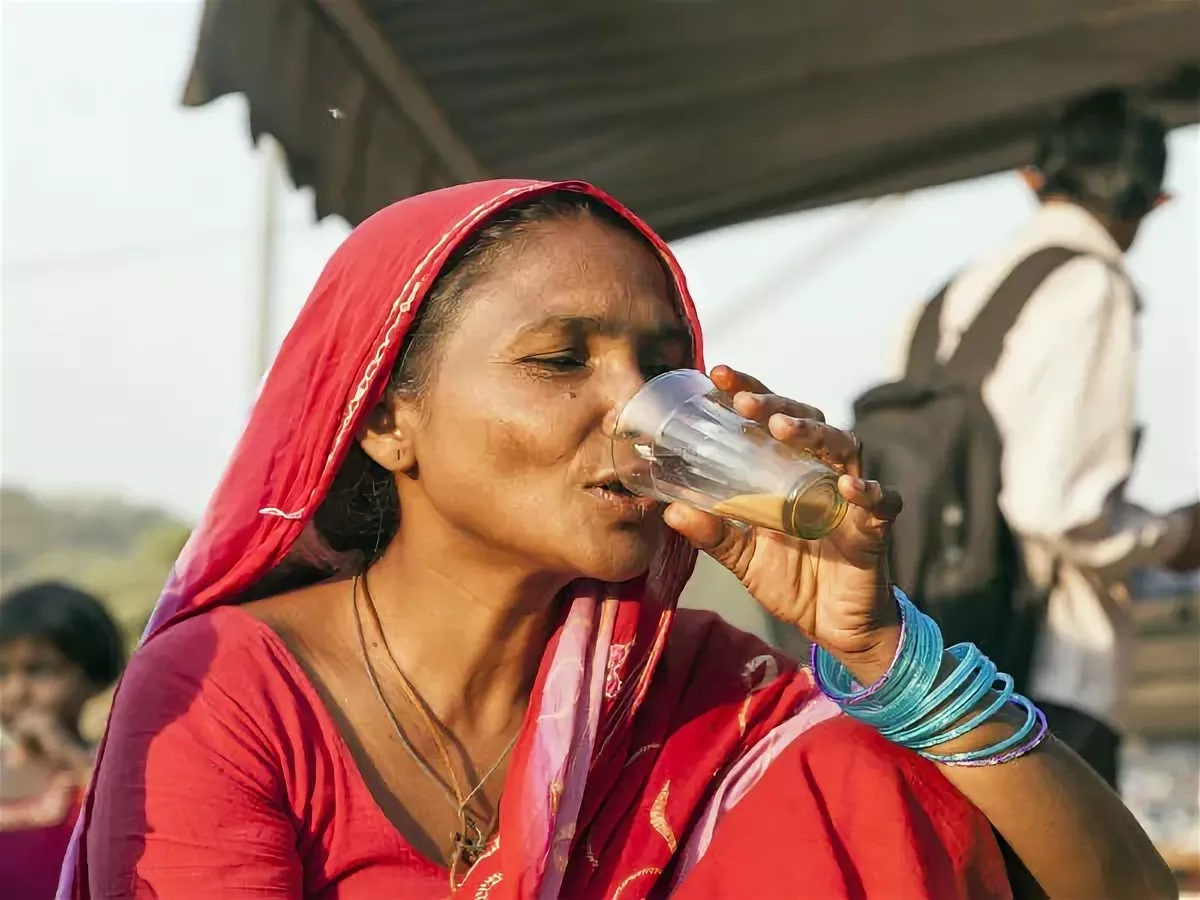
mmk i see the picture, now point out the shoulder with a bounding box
[127,605,296,685]
[113,606,314,742]
[1031,254,1126,314]
[791,711,932,779]
[999,254,1133,372]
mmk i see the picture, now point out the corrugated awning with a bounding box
[184,0,1200,240]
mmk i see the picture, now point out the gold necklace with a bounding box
[352,575,519,889]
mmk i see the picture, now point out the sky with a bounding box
[2,0,1197,522]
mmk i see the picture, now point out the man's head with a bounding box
[1023,90,1169,251]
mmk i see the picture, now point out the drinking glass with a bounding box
[612,370,848,540]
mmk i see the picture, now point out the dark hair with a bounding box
[0,582,125,687]
[291,190,677,578]
[1031,89,1168,221]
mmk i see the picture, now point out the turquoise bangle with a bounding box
[813,587,944,732]
[906,673,1016,751]
[920,694,1039,764]
[885,649,996,745]
[884,642,983,737]
[811,587,1048,766]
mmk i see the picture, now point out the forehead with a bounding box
[0,635,66,664]
[465,214,685,337]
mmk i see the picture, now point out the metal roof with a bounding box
[184,0,1200,238]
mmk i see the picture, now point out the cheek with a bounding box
[419,379,597,515]
[31,676,79,713]
[481,397,589,472]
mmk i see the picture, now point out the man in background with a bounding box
[890,89,1199,787]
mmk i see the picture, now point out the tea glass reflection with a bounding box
[612,370,848,540]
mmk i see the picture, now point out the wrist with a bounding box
[812,589,1050,767]
[828,580,901,686]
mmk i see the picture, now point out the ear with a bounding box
[357,400,419,474]
[1020,167,1045,193]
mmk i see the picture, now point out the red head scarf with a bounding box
[61,180,1008,900]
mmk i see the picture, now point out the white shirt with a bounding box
[890,202,1191,728]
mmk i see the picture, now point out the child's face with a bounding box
[0,636,93,734]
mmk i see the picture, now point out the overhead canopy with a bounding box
[184,0,1200,240]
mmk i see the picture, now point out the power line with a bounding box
[707,194,908,334]
[0,219,311,281]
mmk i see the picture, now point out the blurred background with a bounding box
[1,0,1197,888]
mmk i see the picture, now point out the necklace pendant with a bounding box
[453,817,487,868]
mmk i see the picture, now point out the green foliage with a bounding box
[0,486,191,648]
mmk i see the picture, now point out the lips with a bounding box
[584,475,659,516]
[585,476,636,497]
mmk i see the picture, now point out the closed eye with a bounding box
[525,353,588,372]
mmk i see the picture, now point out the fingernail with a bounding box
[851,477,867,492]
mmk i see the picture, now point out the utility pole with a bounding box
[253,134,282,394]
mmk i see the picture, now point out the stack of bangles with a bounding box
[811,586,1050,766]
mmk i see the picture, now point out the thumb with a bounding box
[663,503,753,577]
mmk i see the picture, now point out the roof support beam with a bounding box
[315,0,489,183]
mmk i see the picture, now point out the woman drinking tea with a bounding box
[65,181,1174,899]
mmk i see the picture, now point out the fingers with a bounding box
[710,365,770,396]
[768,414,856,470]
[875,485,903,521]
[662,503,753,576]
[712,366,827,425]
[734,392,827,425]
[838,474,903,523]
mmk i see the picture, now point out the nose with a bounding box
[600,363,651,439]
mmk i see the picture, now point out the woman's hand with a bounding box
[7,709,93,777]
[663,366,903,680]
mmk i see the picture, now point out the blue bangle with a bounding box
[810,586,1049,766]
[884,642,983,738]
[932,704,1050,768]
[811,587,944,732]
[885,647,996,745]
[907,672,1016,751]
[809,589,910,705]
[920,694,1040,764]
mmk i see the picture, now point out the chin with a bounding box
[573,529,662,584]
[587,558,653,585]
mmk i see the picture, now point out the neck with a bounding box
[363,517,567,738]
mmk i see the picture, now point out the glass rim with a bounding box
[612,368,715,438]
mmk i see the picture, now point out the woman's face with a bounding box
[390,214,690,584]
[0,636,92,733]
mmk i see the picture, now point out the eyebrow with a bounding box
[514,315,691,345]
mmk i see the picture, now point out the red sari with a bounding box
[60,180,1010,899]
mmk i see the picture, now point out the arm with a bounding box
[838,594,1177,900]
[1163,503,1200,572]
[668,365,1176,900]
[937,717,1176,900]
[991,258,1192,583]
[86,633,302,898]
